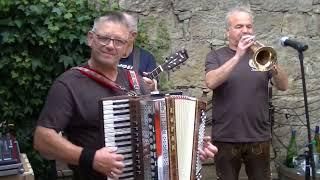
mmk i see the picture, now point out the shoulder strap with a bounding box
[127,70,142,95]
[72,66,136,96]
[132,46,141,72]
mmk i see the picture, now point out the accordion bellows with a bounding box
[100,95,207,180]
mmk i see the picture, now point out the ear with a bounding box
[87,31,94,47]
[225,30,229,39]
[131,32,137,39]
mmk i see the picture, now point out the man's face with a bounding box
[128,31,137,44]
[122,31,137,57]
[87,21,129,66]
[226,12,254,48]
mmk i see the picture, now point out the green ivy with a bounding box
[0,0,170,179]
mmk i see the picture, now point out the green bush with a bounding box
[0,0,170,179]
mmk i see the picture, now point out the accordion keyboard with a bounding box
[102,99,136,180]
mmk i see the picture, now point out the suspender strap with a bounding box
[132,46,141,72]
[127,70,142,95]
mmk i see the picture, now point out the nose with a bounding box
[105,39,116,49]
[106,39,114,47]
[242,26,249,33]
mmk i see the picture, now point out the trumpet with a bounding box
[250,40,277,71]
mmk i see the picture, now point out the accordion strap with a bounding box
[72,66,137,96]
[127,70,141,95]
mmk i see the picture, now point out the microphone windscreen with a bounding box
[280,36,289,46]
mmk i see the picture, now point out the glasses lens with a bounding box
[98,37,111,46]
[113,39,126,47]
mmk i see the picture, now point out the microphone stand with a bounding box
[297,50,316,180]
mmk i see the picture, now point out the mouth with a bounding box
[101,51,116,57]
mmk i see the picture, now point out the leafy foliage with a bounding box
[0,0,170,179]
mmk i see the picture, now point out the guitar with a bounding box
[146,49,189,79]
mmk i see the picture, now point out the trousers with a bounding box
[213,141,271,180]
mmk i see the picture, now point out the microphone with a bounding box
[280,36,308,51]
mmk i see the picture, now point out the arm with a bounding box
[205,36,255,90]
[270,64,288,91]
[33,126,82,165]
[33,126,125,176]
[205,55,241,90]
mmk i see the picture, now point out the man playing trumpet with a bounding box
[205,6,288,180]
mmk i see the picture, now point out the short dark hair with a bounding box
[91,11,129,32]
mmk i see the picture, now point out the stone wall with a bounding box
[116,0,320,170]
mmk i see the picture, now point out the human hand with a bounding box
[236,35,255,59]
[142,72,158,91]
[270,64,278,76]
[199,136,218,162]
[92,147,125,178]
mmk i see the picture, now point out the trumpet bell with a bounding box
[251,44,277,71]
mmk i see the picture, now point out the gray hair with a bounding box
[91,11,129,32]
[225,6,253,29]
[122,12,138,33]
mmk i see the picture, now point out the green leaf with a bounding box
[29,5,43,15]
[31,58,42,71]
[64,12,72,19]
[0,58,10,69]
[68,34,77,41]
[11,71,19,79]
[59,55,74,68]
[52,7,62,16]
[79,35,87,44]
[14,19,23,28]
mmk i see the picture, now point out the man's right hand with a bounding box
[235,35,255,59]
[92,147,125,177]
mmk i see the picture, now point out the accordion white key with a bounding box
[100,94,207,180]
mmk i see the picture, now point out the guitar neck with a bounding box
[146,66,163,79]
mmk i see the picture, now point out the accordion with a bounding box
[100,94,207,180]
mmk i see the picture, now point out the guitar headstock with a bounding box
[161,49,189,71]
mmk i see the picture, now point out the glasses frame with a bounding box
[91,31,128,48]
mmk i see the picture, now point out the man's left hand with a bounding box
[142,72,157,91]
[199,136,218,161]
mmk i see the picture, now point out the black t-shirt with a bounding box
[205,47,271,143]
[37,67,149,179]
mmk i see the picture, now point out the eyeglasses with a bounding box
[92,31,127,48]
